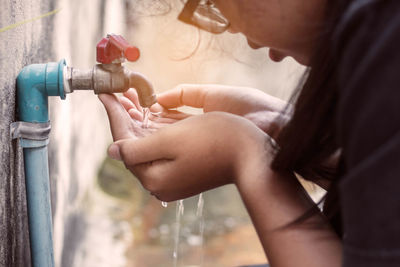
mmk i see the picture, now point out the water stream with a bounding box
[142,107,205,266]
[173,199,185,267]
[196,193,205,266]
[173,194,205,267]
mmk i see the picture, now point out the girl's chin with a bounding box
[268,49,286,62]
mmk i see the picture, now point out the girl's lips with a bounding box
[245,39,287,62]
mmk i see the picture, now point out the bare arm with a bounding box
[236,145,342,267]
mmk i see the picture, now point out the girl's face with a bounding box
[212,0,327,65]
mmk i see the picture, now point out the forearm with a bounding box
[236,164,342,267]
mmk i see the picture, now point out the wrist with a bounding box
[233,132,276,188]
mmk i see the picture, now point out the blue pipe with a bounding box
[16,59,66,267]
[17,60,66,122]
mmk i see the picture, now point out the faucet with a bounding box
[64,34,157,107]
[13,34,155,267]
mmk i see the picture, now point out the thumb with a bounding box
[108,134,173,165]
[157,84,209,109]
[99,93,137,141]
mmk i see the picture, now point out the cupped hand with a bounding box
[99,89,184,141]
[157,84,290,136]
[108,112,271,202]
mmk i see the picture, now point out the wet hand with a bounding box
[118,89,187,127]
[108,112,271,202]
[157,84,289,136]
[99,89,181,141]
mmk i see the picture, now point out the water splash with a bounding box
[142,107,150,128]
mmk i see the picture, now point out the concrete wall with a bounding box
[0,1,127,266]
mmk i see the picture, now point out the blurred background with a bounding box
[0,0,309,266]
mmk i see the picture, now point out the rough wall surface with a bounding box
[0,0,126,266]
[0,2,56,266]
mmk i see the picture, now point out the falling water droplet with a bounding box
[196,193,204,217]
[173,200,184,267]
[197,193,205,266]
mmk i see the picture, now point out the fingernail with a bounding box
[98,94,107,103]
[108,143,122,160]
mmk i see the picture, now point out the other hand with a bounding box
[157,84,289,136]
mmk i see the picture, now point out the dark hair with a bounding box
[271,0,354,236]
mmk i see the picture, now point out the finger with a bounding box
[99,94,136,141]
[157,84,209,109]
[148,121,175,129]
[119,95,136,112]
[130,158,205,201]
[128,108,143,121]
[124,89,143,113]
[149,103,164,113]
[149,116,180,125]
[160,110,192,120]
[119,158,177,201]
[114,133,175,165]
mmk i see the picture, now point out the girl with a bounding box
[99,0,400,266]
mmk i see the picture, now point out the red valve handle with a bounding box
[109,35,140,62]
[96,34,140,64]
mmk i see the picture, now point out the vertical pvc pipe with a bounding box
[21,139,54,267]
[16,59,66,267]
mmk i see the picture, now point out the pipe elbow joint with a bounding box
[16,60,66,123]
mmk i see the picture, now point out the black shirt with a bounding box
[335,0,400,265]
